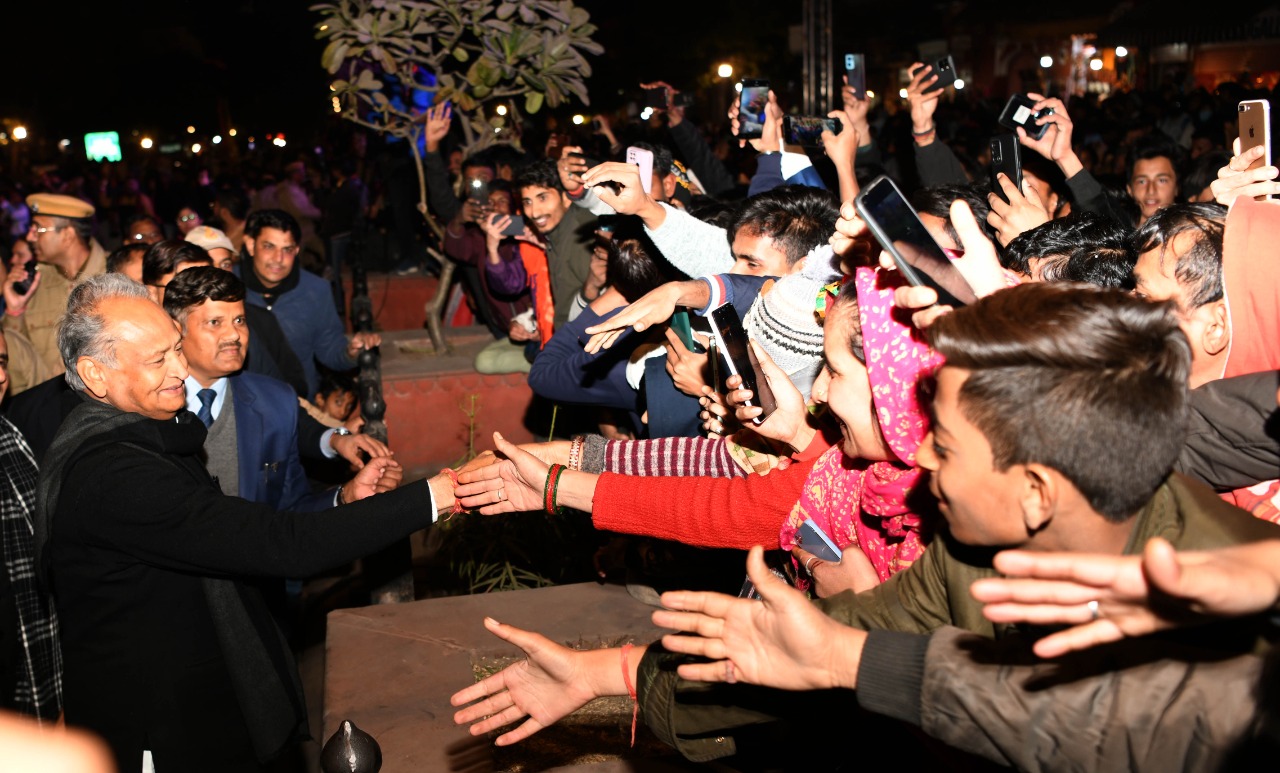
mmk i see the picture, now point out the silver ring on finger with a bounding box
[804,556,819,573]
[1087,599,1100,621]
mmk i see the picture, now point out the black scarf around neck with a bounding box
[34,396,307,762]
[240,261,301,310]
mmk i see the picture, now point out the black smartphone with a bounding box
[998,94,1054,140]
[783,115,842,146]
[912,55,957,94]
[11,256,37,295]
[499,214,526,237]
[708,303,776,425]
[843,53,866,98]
[465,176,489,203]
[854,175,979,308]
[989,134,1023,204]
[643,87,669,109]
[737,79,770,140]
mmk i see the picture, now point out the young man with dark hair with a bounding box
[1003,210,1134,288]
[211,188,250,251]
[105,243,148,284]
[140,240,212,302]
[1131,202,1227,387]
[514,159,598,328]
[1127,137,1185,225]
[122,214,164,246]
[239,209,379,396]
[451,284,1278,769]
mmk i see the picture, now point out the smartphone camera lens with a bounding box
[1239,104,1248,113]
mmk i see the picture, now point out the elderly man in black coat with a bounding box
[33,274,473,772]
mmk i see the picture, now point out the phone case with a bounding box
[844,53,866,98]
[797,520,843,562]
[1239,100,1273,201]
[855,175,978,308]
[626,146,654,195]
[998,94,1050,140]
[669,311,703,354]
[707,304,773,425]
[989,134,1023,204]
[913,55,957,94]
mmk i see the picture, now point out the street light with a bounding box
[229,128,237,137]
[12,126,27,141]
[212,135,222,145]
[495,104,508,116]
[572,114,585,125]
[1040,55,1053,68]
[717,63,734,79]
[187,125,196,134]
[1089,58,1104,71]
[191,143,202,153]
[141,137,154,149]
[1115,46,1128,58]
[954,79,966,89]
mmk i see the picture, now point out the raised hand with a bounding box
[582,281,682,353]
[330,431,392,470]
[890,199,1009,329]
[579,162,661,222]
[1210,139,1280,206]
[1015,94,1082,177]
[653,546,866,690]
[971,537,1280,658]
[664,327,711,397]
[557,145,589,194]
[905,62,942,139]
[421,102,452,153]
[986,172,1051,246]
[2,261,41,315]
[451,617,611,746]
[725,341,811,451]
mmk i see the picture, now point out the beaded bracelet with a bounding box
[543,464,567,515]
[568,435,584,471]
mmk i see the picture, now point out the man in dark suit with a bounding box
[161,267,354,511]
[35,274,467,772]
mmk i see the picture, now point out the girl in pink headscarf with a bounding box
[779,267,942,594]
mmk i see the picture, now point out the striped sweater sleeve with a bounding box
[602,436,748,478]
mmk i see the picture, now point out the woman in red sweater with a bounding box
[457,267,939,594]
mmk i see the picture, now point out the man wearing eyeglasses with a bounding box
[1,194,107,383]
[238,209,379,396]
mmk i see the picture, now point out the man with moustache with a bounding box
[162,267,345,512]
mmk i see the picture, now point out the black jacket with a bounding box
[47,401,432,772]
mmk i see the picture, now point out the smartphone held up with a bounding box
[738,79,770,140]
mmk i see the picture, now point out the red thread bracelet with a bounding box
[621,643,638,747]
[441,468,465,519]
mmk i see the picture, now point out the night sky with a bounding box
[3,1,956,146]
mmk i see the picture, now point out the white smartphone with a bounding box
[1238,100,1273,201]
[797,520,842,562]
[626,146,654,195]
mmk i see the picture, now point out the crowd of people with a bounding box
[1,49,1279,772]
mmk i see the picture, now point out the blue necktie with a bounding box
[196,388,217,428]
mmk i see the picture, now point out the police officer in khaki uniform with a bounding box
[2,194,107,388]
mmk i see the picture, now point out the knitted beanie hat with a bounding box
[743,244,840,398]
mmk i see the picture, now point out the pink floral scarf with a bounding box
[779,267,943,583]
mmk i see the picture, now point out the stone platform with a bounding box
[324,582,707,771]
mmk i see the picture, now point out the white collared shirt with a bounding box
[184,376,229,422]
